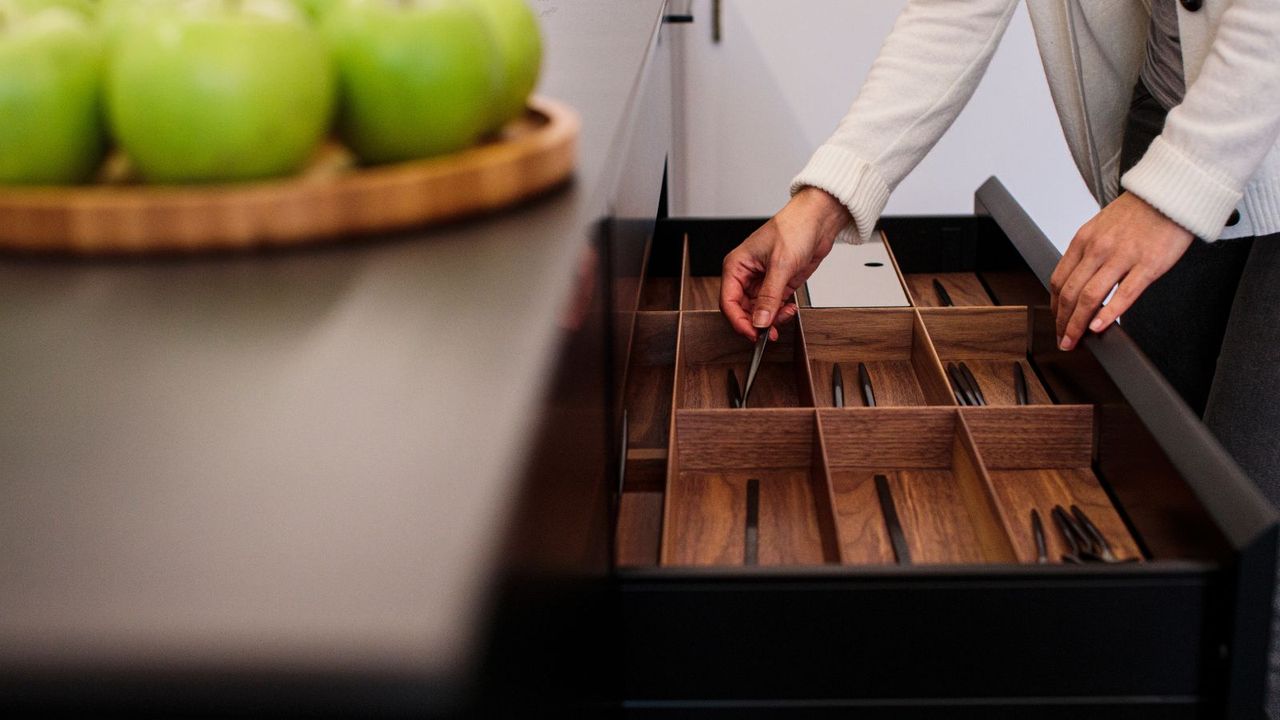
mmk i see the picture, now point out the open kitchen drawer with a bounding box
[612,178,1278,717]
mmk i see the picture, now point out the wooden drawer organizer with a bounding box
[617,234,1142,569]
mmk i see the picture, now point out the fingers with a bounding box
[1053,242,1105,347]
[1087,269,1154,333]
[751,255,796,329]
[1049,234,1085,321]
[1059,262,1125,351]
[720,248,763,340]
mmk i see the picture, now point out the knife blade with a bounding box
[947,362,977,407]
[1031,509,1048,564]
[832,364,845,408]
[958,361,986,406]
[744,478,760,566]
[726,368,743,409]
[932,278,954,307]
[946,362,970,405]
[1014,362,1030,406]
[858,362,876,407]
[874,474,911,565]
[740,330,770,409]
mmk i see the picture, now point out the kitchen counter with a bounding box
[0,0,668,713]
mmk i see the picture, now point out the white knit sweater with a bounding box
[793,0,1280,244]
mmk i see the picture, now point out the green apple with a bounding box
[105,0,334,183]
[323,0,501,163]
[0,0,104,184]
[471,0,541,132]
[295,0,340,21]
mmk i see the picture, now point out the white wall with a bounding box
[672,0,1098,252]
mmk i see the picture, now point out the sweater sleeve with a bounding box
[1122,0,1280,241]
[791,0,1021,243]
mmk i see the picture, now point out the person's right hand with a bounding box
[720,187,853,341]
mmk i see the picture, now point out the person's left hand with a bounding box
[1050,191,1194,351]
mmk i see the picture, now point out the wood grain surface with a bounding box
[675,409,816,470]
[829,470,897,564]
[661,469,831,566]
[624,312,678,448]
[952,422,1018,563]
[905,273,994,308]
[817,408,959,469]
[961,405,1094,469]
[622,454,667,492]
[888,470,990,564]
[810,360,926,407]
[911,310,960,405]
[638,278,681,311]
[797,308,916,361]
[616,490,664,567]
[0,98,578,254]
[677,310,807,409]
[682,276,722,312]
[917,307,1028,359]
[987,468,1142,563]
[980,270,1050,307]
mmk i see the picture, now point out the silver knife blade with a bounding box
[832,364,844,408]
[740,330,769,408]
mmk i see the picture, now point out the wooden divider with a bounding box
[800,308,954,408]
[676,311,813,409]
[661,409,836,566]
[620,225,1137,570]
[918,306,1054,406]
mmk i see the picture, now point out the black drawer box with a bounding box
[612,178,1277,717]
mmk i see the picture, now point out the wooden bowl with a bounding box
[0,96,579,255]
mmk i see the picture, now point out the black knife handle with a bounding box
[858,362,876,407]
[1031,508,1048,564]
[1071,504,1115,559]
[932,278,955,307]
[832,364,845,408]
[875,474,911,565]
[958,362,986,406]
[744,478,760,566]
[1014,362,1030,405]
[946,363,970,406]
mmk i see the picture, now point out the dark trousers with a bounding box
[1120,80,1280,717]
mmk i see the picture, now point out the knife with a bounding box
[726,368,743,409]
[958,362,986,406]
[1051,505,1086,564]
[947,362,977,407]
[740,330,770,409]
[946,363,970,405]
[874,474,911,565]
[1071,505,1117,562]
[932,278,954,307]
[832,364,845,408]
[744,478,760,566]
[1031,509,1048,564]
[858,362,876,407]
[1014,362,1029,406]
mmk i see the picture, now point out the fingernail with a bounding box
[1089,318,1105,333]
[1059,336,1074,351]
[752,309,772,328]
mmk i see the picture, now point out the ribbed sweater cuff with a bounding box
[790,144,892,245]
[1120,135,1242,241]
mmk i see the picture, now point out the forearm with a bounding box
[792,0,1020,242]
[1122,0,1280,240]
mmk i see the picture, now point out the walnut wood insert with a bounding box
[676,311,814,409]
[919,307,1054,406]
[802,308,954,408]
[904,272,994,308]
[661,409,838,566]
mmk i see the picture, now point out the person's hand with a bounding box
[720,187,853,341]
[1050,191,1194,351]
